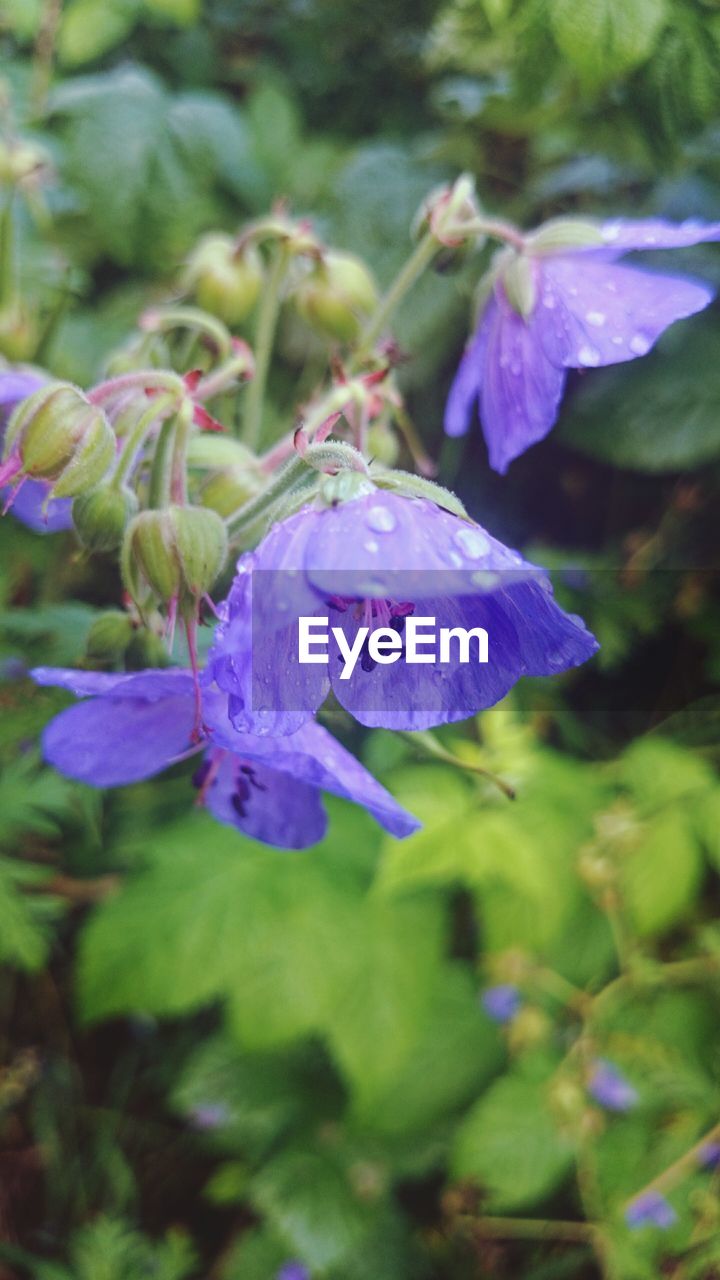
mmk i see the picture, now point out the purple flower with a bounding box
[30,666,419,848]
[481,984,521,1023]
[697,1140,720,1170]
[207,488,597,736]
[445,217,720,473]
[276,1265,310,1280]
[588,1059,638,1112]
[189,1102,229,1131]
[625,1190,677,1230]
[0,371,74,533]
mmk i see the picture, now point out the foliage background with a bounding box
[1,0,720,1276]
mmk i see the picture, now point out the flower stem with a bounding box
[148,416,177,510]
[241,243,290,449]
[461,1215,595,1243]
[88,370,185,406]
[353,230,437,362]
[141,305,233,360]
[111,393,177,491]
[0,193,17,312]
[625,1120,720,1211]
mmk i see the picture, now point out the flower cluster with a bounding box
[5,192,719,855]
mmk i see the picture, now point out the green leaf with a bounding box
[550,0,667,87]
[621,810,704,938]
[558,312,720,471]
[79,811,445,1107]
[58,0,140,67]
[172,1035,342,1160]
[451,1073,574,1211]
[0,854,62,971]
[143,0,200,23]
[619,737,716,811]
[362,969,503,1135]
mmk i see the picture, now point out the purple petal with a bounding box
[443,318,488,438]
[37,669,198,786]
[597,217,720,256]
[482,984,521,1023]
[540,259,714,369]
[204,701,420,839]
[205,750,328,849]
[625,1190,677,1230]
[588,1059,638,1112]
[476,287,567,474]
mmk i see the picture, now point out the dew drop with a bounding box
[577,344,600,367]
[454,526,490,559]
[542,292,556,310]
[365,504,397,533]
[471,570,499,590]
[586,310,605,327]
[364,539,380,554]
[629,333,651,356]
[603,222,621,242]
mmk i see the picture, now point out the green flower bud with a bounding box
[293,251,378,343]
[0,306,39,362]
[84,611,135,666]
[122,505,228,608]
[5,383,115,498]
[0,138,50,185]
[183,234,264,326]
[73,484,139,552]
[199,468,263,518]
[413,174,482,249]
[502,253,537,319]
[527,218,605,255]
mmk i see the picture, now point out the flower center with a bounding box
[326,596,415,674]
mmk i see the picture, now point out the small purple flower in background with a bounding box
[189,1102,229,1131]
[625,1190,677,1230]
[0,656,28,682]
[445,218,720,473]
[588,1059,638,1112]
[31,666,419,849]
[0,371,74,533]
[276,1263,310,1280]
[208,488,597,736]
[697,1140,720,1170]
[481,984,521,1023]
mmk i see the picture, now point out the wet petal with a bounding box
[443,316,488,438]
[40,674,198,786]
[540,258,714,369]
[596,217,720,256]
[205,752,328,849]
[477,289,567,473]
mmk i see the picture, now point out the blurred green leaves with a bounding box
[549,0,668,88]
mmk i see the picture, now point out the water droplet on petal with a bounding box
[586,310,605,327]
[603,222,621,242]
[364,539,380,554]
[542,292,556,310]
[611,335,624,346]
[454,526,490,559]
[629,333,651,356]
[578,344,600,367]
[365,504,397,533]
[471,570,499,590]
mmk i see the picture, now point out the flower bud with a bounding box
[183,234,264,326]
[0,305,39,362]
[122,505,228,609]
[367,422,400,468]
[413,174,482,249]
[4,383,115,498]
[73,484,138,552]
[293,252,378,343]
[0,138,50,186]
[84,612,135,666]
[199,468,263,518]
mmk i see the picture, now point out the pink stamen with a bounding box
[184,614,204,740]
[195,748,226,806]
